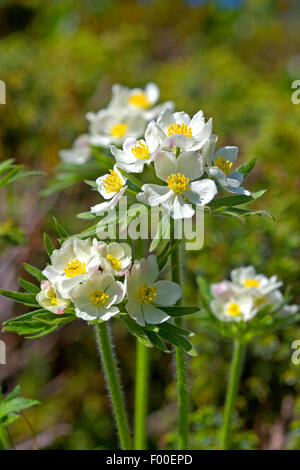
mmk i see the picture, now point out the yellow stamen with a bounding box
[132,142,150,160]
[244,279,260,288]
[136,284,157,304]
[167,123,192,137]
[110,122,127,138]
[227,302,241,317]
[107,254,122,271]
[64,259,86,278]
[129,93,151,108]
[103,170,123,193]
[48,287,58,305]
[214,156,233,174]
[90,290,109,306]
[166,172,190,194]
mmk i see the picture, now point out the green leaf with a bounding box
[236,158,256,177]
[0,166,23,189]
[77,212,97,220]
[144,330,169,353]
[118,168,143,190]
[0,159,14,176]
[207,190,267,210]
[23,264,46,282]
[4,385,21,402]
[53,217,69,238]
[43,233,56,257]
[120,315,152,347]
[17,278,40,294]
[0,289,38,307]
[158,306,200,317]
[156,327,197,356]
[0,398,40,420]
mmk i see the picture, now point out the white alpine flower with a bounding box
[125,255,182,326]
[90,165,127,215]
[98,242,132,276]
[210,295,257,323]
[86,109,146,147]
[152,108,213,151]
[136,149,217,219]
[70,271,125,322]
[43,238,101,299]
[36,280,70,315]
[59,134,91,165]
[110,122,159,173]
[202,134,250,195]
[108,82,174,120]
[230,266,283,298]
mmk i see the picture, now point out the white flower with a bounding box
[98,242,132,276]
[152,108,213,151]
[43,238,101,299]
[110,122,159,173]
[36,280,70,315]
[125,255,182,326]
[230,266,282,298]
[136,149,217,219]
[108,82,174,120]
[86,109,146,147]
[211,295,257,323]
[202,134,250,195]
[90,165,127,215]
[70,271,125,322]
[59,134,91,165]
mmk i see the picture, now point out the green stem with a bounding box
[221,340,245,450]
[0,425,9,450]
[170,231,189,450]
[94,322,133,450]
[134,341,149,449]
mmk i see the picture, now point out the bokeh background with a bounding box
[0,0,300,450]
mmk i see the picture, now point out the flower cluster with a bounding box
[78,82,252,220]
[59,83,174,165]
[37,237,181,325]
[210,266,298,323]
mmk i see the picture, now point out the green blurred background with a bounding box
[0,0,300,449]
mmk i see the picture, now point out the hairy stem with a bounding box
[94,322,132,450]
[221,340,245,450]
[134,341,149,449]
[171,230,189,450]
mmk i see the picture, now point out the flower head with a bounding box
[70,271,125,322]
[152,108,212,151]
[136,149,217,219]
[37,281,70,314]
[125,255,182,325]
[90,165,127,215]
[98,242,132,276]
[202,134,250,195]
[42,238,101,299]
[59,134,91,165]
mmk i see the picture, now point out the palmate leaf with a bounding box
[0,289,39,307]
[0,385,39,426]
[2,309,76,338]
[0,159,44,189]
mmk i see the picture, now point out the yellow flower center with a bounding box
[166,173,190,194]
[244,279,260,288]
[129,93,151,108]
[48,287,58,305]
[90,289,109,306]
[107,254,121,271]
[214,156,233,174]
[103,170,123,193]
[136,284,157,304]
[167,123,192,137]
[227,302,241,317]
[64,259,87,278]
[132,142,150,160]
[110,122,128,138]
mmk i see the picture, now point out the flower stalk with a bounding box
[221,339,245,450]
[134,341,149,449]
[94,322,132,450]
[171,226,189,450]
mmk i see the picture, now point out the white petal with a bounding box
[154,151,176,181]
[125,300,145,326]
[214,146,238,163]
[176,150,204,181]
[142,304,170,324]
[171,195,194,219]
[145,82,159,104]
[154,280,182,306]
[185,179,218,206]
